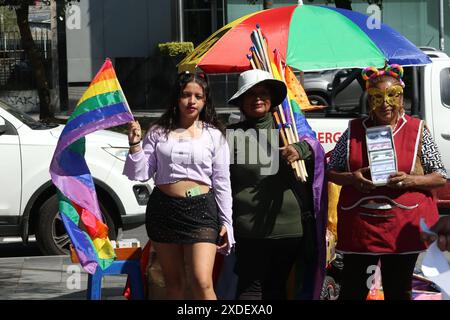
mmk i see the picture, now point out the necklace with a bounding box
[391,112,404,133]
[391,119,400,133]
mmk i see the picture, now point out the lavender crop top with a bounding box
[122,124,234,254]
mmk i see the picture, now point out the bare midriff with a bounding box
[157,179,210,198]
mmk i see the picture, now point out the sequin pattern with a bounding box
[145,187,220,244]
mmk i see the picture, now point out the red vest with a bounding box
[336,114,439,254]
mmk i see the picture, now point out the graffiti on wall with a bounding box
[0,90,39,113]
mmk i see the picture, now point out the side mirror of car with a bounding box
[0,117,6,135]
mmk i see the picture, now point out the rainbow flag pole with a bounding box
[49,58,134,274]
[273,49,309,178]
[248,26,307,181]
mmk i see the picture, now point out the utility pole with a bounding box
[178,0,184,41]
[51,0,68,112]
[0,13,4,51]
[439,0,445,51]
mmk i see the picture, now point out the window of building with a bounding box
[184,0,226,46]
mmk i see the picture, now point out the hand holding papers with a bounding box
[420,218,450,299]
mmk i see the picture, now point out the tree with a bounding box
[0,0,74,121]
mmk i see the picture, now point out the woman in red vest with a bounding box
[327,64,447,300]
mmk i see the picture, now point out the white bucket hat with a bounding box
[228,69,287,108]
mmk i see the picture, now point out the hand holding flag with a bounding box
[49,58,134,274]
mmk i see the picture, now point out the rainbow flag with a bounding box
[49,58,133,274]
[284,66,316,139]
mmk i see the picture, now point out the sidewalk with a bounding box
[0,255,128,300]
[3,251,448,300]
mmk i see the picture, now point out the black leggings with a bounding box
[339,253,419,300]
[234,238,302,300]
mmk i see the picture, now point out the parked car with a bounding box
[0,101,153,255]
[302,68,364,110]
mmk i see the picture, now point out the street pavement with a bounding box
[0,225,149,300]
[1,248,449,300]
[0,255,128,300]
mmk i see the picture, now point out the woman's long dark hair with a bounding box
[154,72,225,135]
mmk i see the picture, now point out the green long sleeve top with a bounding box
[227,112,313,239]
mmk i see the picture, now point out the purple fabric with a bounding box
[300,135,328,300]
[51,112,133,219]
[281,99,293,125]
[50,111,133,272]
[54,112,133,155]
[50,157,102,220]
[63,103,129,134]
[61,212,98,274]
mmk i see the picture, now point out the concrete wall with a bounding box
[0,90,39,113]
[66,0,173,83]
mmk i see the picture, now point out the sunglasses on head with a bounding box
[177,71,206,81]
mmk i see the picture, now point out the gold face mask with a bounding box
[367,85,403,111]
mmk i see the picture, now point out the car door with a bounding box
[431,62,450,172]
[0,115,22,224]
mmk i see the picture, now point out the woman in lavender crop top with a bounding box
[123,72,234,300]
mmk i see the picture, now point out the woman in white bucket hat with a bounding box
[225,69,319,300]
[228,69,287,111]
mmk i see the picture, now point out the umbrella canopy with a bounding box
[179,5,431,73]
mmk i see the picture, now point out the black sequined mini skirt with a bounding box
[145,187,220,244]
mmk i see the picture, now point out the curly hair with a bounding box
[153,72,225,135]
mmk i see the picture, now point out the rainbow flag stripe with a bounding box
[50,59,133,274]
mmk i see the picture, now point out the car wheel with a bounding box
[308,94,329,107]
[36,194,117,255]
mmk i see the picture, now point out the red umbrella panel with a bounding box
[180,6,295,74]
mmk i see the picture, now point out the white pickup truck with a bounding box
[306,48,450,210]
[0,102,153,255]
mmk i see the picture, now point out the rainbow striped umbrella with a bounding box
[179,5,431,73]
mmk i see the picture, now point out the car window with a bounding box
[402,67,414,114]
[303,68,364,118]
[0,116,18,135]
[440,68,450,109]
[0,101,57,129]
[304,67,417,119]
